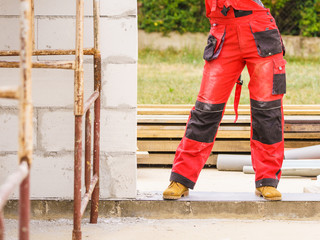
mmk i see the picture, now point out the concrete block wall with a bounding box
[0,0,137,199]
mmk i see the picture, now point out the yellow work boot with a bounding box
[255,186,282,201]
[163,181,189,200]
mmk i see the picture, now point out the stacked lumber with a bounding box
[137,105,320,166]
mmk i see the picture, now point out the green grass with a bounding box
[138,48,320,105]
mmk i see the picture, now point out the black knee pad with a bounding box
[185,101,225,143]
[251,99,282,144]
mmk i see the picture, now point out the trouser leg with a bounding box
[170,24,245,188]
[247,54,286,188]
[170,101,226,189]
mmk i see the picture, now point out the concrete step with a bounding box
[4,191,320,220]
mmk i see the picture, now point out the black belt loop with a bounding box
[221,6,230,16]
[234,9,253,18]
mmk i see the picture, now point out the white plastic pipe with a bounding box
[243,159,320,176]
[284,145,320,159]
[217,154,251,171]
[217,145,320,171]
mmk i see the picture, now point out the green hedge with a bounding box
[138,0,210,34]
[138,0,320,37]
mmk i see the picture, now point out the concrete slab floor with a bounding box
[137,167,317,194]
[4,218,320,240]
[3,168,320,239]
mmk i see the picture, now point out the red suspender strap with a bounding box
[234,76,243,123]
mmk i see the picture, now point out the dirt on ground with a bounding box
[4,217,320,240]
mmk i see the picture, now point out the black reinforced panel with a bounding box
[272,73,286,95]
[252,29,283,57]
[170,172,195,189]
[251,99,282,145]
[256,178,279,188]
[234,9,253,18]
[185,101,225,143]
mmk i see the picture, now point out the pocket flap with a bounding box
[273,58,287,68]
[210,24,226,42]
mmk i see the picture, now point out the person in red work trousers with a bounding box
[163,0,287,201]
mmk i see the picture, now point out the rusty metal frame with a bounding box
[72,0,101,239]
[0,0,101,239]
[0,0,33,239]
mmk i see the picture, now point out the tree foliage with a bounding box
[138,0,210,34]
[138,0,320,36]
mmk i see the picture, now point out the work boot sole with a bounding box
[255,190,282,201]
[163,190,189,200]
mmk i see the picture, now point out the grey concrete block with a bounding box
[0,64,94,108]
[100,0,137,16]
[100,153,137,199]
[32,63,94,107]
[0,0,137,17]
[100,108,137,153]
[38,108,137,153]
[100,18,137,61]
[38,109,74,152]
[0,152,137,199]
[30,153,75,199]
[0,17,20,50]
[0,153,76,199]
[0,108,37,151]
[37,17,94,51]
[101,63,137,108]
[32,68,75,108]
[34,0,93,16]
[0,1,20,15]
[0,154,19,186]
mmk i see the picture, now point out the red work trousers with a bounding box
[170,7,286,189]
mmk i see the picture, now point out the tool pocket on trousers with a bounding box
[272,58,287,95]
[250,19,283,57]
[203,24,226,61]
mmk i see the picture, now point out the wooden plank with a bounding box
[138,115,320,124]
[137,140,251,152]
[138,104,320,116]
[139,123,320,133]
[137,153,217,165]
[138,108,320,116]
[137,140,320,153]
[137,126,320,139]
[137,105,320,160]
[138,115,247,124]
[138,129,250,139]
[285,124,320,132]
[138,104,320,110]
[138,125,250,131]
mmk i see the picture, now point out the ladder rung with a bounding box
[0,162,29,210]
[83,91,100,113]
[0,48,95,56]
[0,86,19,99]
[80,174,98,217]
[0,61,75,70]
